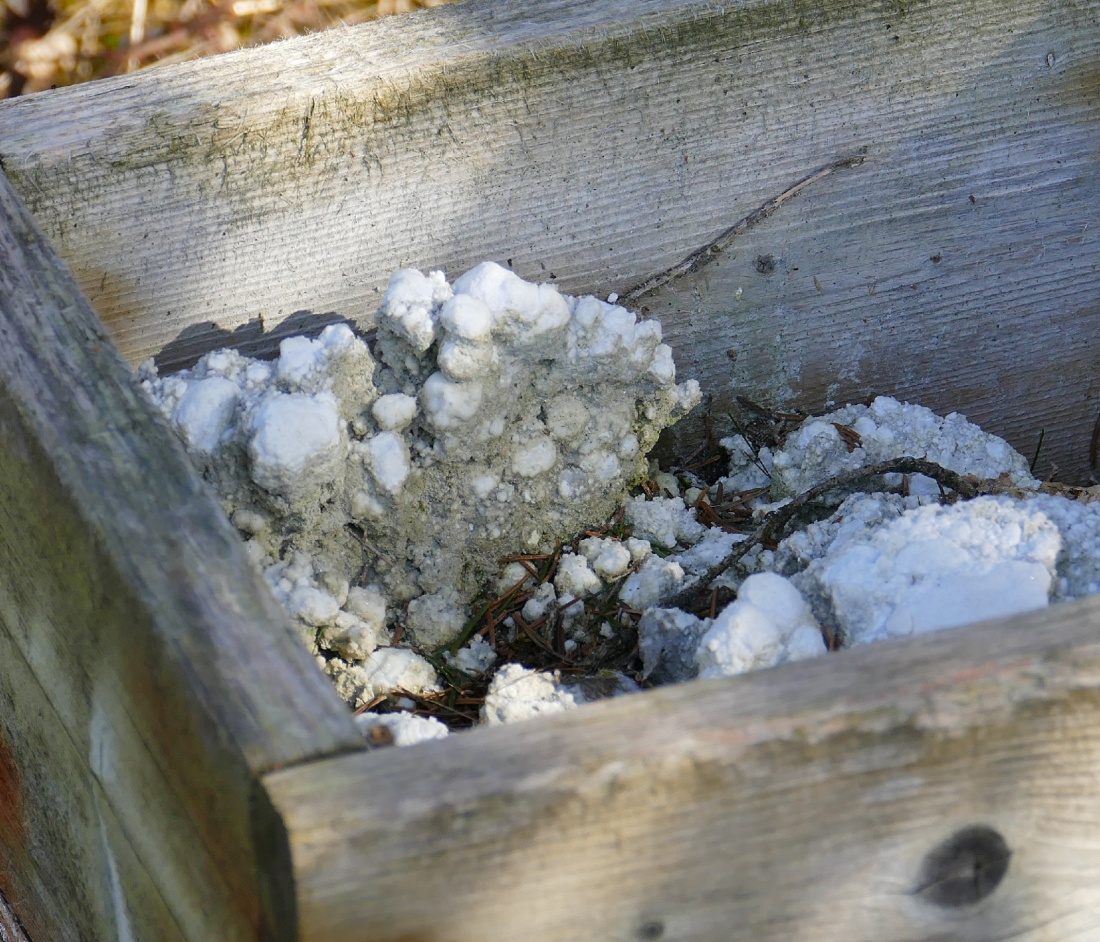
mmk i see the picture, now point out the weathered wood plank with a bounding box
[267,596,1100,942]
[0,168,362,941]
[1,0,1099,477]
[0,619,185,942]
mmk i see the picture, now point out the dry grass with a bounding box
[1,0,451,97]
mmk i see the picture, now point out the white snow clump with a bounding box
[695,573,825,678]
[805,496,1060,645]
[481,663,638,726]
[355,711,450,746]
[140,262,699,707]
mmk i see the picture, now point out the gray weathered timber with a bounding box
[0,168,362,942]
[0,619,184,942]
[267,596,1100,942]
[1,0,1099,477]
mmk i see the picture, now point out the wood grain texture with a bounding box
[0,169,362,942]
[0,616,184,942]
[268,596,1100,942]
[2,0,1100,477]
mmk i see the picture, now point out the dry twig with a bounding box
[621,150,868,304]
[663,456,990,612]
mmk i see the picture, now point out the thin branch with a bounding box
[621,150,868,304]
[663,456,987,612]
[127,0,149,72]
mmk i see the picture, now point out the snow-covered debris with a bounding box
[481,663,638,725]
[695,573,826,678]
[617,545,725,613]
[612,493,747,610]
[140,263,700,670]
[146,254,1097,731]
[772,492,927,576]
[720,434,774,492]
[355,711,450,747]
[634,486,1079,688]
[764,396,1035,498]
[808,496,1059,646]
[443,634,498,675]
[638,607,710,683]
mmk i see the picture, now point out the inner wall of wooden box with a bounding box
[4,0,1100,483]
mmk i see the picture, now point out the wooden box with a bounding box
[3,1,1100,939]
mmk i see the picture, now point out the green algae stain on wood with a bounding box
[2,0,930,229]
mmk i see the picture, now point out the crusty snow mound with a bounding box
[145,264,1100,737]
[624,399,1098,683]
[749,395,1037,498]
[810,496,1059,645]
[140,263,700,677]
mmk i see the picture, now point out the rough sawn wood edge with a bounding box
[0,168,362,942]
[267,596,1100,942]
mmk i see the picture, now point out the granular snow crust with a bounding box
[140,263,1100,744]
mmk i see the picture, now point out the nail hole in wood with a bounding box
[636,919,664,939]
[753,254,777,275]
[913,825,1011,908]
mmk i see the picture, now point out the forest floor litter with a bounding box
[139,262,1100,747]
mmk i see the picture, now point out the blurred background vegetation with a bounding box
[1,0,450,96]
